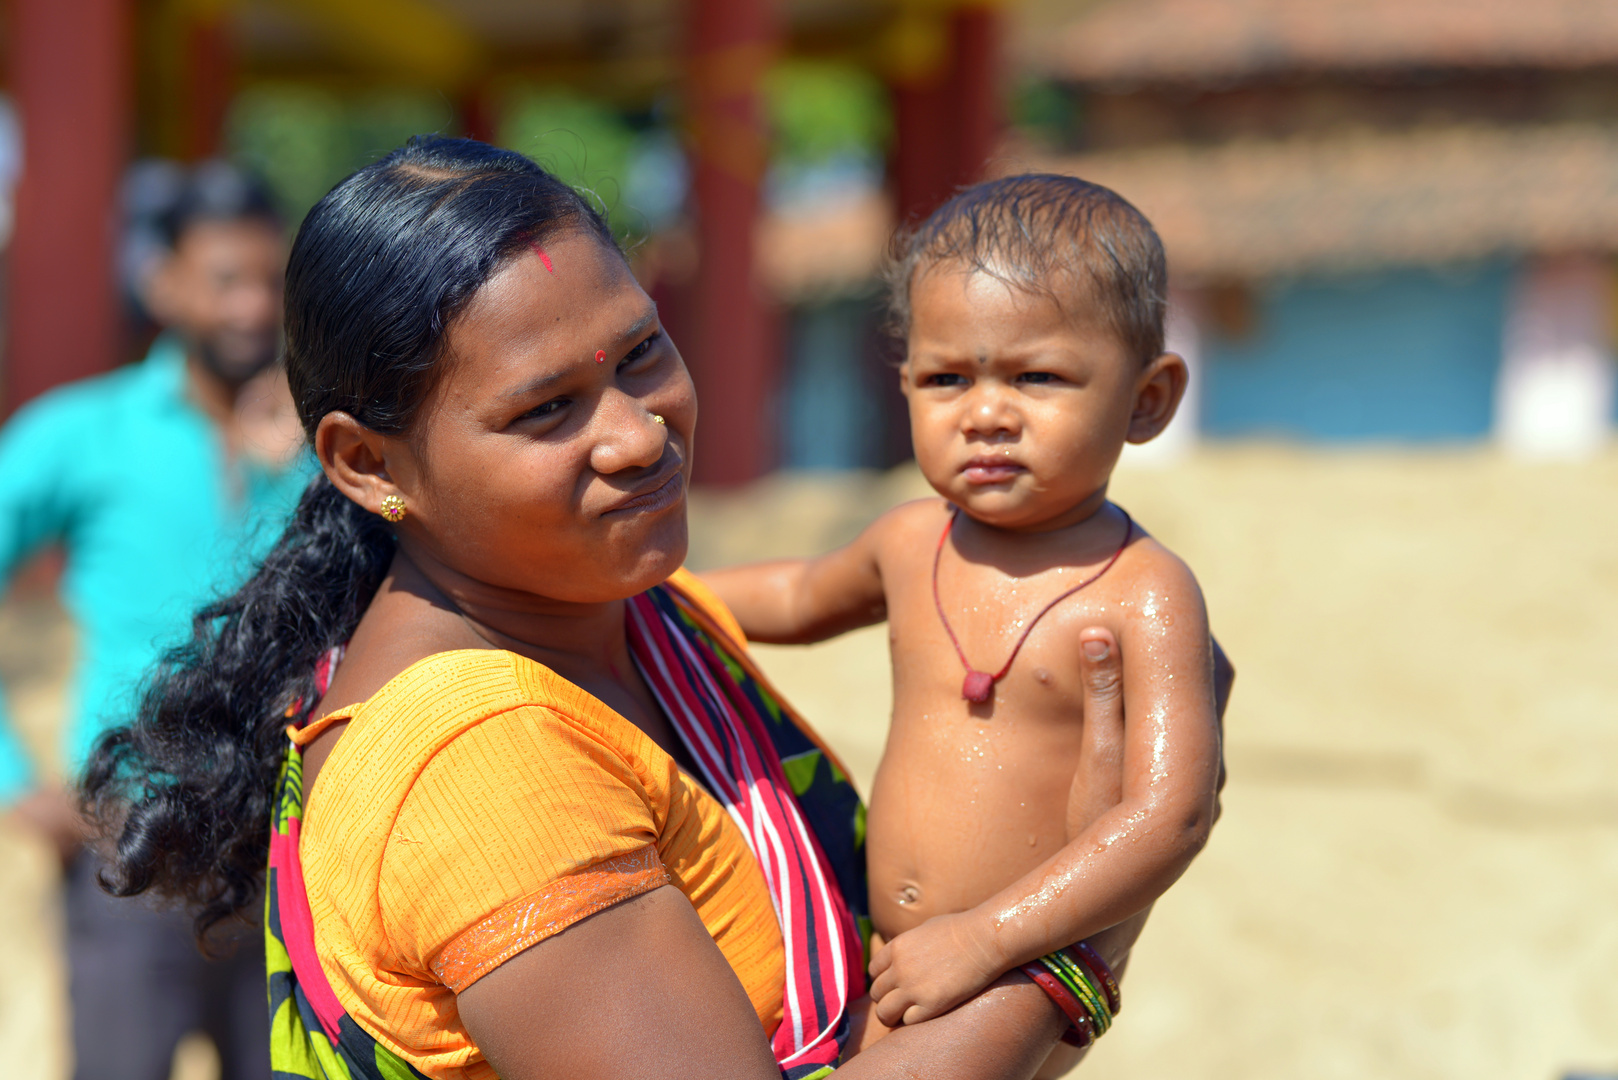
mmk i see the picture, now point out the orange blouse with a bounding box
[294,571,786,1079]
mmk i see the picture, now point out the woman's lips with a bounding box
[605,468,685,515]
[961,457,1025,484]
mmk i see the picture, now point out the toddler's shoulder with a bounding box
[1118,526,1200,588]
[867,497,954,553]
[1110,520,1209,632]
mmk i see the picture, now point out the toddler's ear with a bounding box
[1126,352,1189,444]
[896,362,913,399]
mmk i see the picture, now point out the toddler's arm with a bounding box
[868,552,1222,1027]
[701,503,915,644]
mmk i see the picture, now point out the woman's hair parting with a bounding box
[886,173,1168,364]
[82,136,615,943]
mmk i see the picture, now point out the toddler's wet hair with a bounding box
[886,173,1167,364]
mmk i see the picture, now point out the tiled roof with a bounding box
[1050,0,1618,83]
[1022,123,1618,277]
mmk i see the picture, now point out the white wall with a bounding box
[1121,285,1201,466]
[1496,255,1616,459]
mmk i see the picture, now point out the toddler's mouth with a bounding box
[961,456,1025,485]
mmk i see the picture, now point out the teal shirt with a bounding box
[0,337,313,804]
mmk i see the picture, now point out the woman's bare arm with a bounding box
[458,883,1150,1080]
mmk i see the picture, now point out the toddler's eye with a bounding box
[923,373,966,387]
[1019,372,1058,384]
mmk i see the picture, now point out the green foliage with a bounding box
[498,88,638,233]
[764,60,890,167]
[226,85,454,228]
[1011,78,1082,149]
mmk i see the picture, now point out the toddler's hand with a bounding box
[867,911,1005,1027]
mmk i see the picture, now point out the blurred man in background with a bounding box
[0,161,308,1080]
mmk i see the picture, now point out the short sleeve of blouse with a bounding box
[379,703,673,992]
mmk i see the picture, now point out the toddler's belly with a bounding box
[865,720,1078,940]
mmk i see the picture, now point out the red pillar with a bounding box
[891,78,953,228]
[685,0,779,485]
[949,6,1001,187]
[891,4,1003,227]
[181,13,236,161]
[5,0,132,415]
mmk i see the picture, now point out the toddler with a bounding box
[705,175,1225,1071]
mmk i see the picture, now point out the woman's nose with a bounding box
[590,391,668,474]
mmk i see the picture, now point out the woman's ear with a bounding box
[1126,352,1189,444]
[314,411,404,516]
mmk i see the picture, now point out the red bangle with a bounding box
[1072,943,1122,1016]
[1020,962,1096,1048]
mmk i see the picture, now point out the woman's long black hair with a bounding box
[81,136,615,941]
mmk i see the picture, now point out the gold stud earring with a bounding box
[652,414,666,425]
[379,494,407,523]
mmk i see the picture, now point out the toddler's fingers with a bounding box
[873,989,913,1029]
[902,1003,934,1027]
[868,966,897,1004]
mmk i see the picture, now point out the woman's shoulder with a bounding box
[303,649,662,847]
[303,649,537,763]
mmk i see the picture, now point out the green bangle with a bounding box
[1037,950,1111,1035]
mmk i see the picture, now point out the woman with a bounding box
[84,137,1154,1080]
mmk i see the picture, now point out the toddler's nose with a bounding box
[961,385,1020,437]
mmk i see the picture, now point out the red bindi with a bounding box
[595,350,606,363]
[531,243,554,274]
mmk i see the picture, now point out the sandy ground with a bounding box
[4,444,1617,1080]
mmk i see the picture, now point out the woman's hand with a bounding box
[5,784,88,868]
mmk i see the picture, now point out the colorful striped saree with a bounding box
[266,579,870,1079]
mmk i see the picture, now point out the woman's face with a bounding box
[386,229,696,605]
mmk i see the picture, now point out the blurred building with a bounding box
[14,0,1597,475]
[1,0,1016,483]
[1019,0,1618,458]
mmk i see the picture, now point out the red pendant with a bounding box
[962,670,995,703]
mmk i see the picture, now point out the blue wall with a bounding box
[781,297,888,469]
[1202,262,1513,441]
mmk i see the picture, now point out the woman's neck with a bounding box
[386,544,634,678]
[356,544,687,762]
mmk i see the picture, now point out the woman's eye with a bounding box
[620,330,662,366]
[519,398,568,422]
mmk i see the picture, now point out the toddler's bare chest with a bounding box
[882,561,1118,726]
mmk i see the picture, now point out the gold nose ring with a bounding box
[652,414,665,425]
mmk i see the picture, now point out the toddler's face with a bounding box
[901,264,1178,532]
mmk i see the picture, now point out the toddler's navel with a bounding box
[896,882,922,906]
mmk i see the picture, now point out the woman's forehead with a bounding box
[429,234,648,405]
[451,236,639,356]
